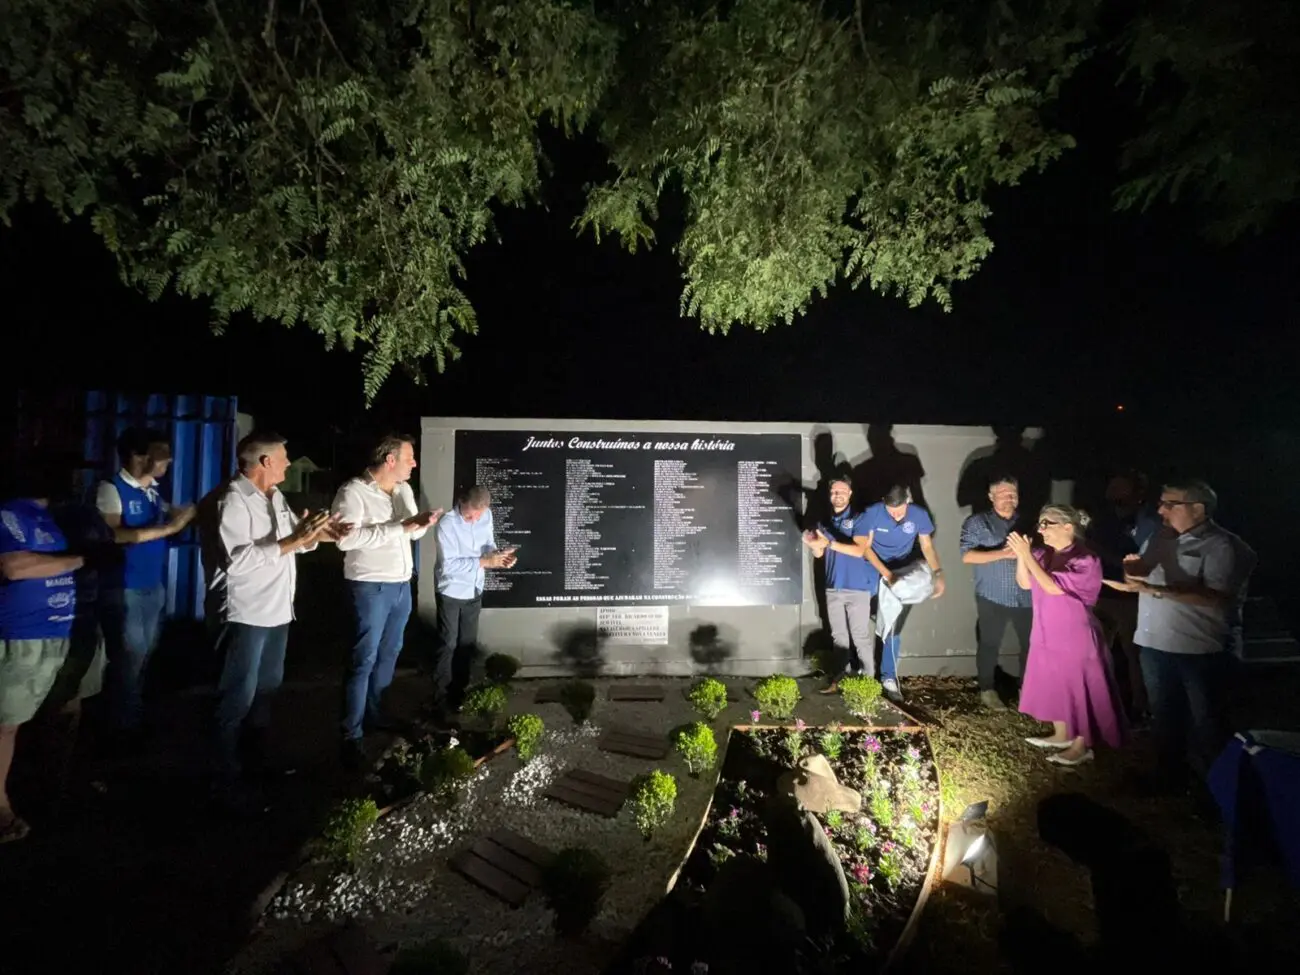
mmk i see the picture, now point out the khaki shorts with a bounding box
[0,631,107,725]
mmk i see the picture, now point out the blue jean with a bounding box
[213,622,289,783]
[1138,645,1232,777]
[341,580,412,740]
[880,634,901,683]
[101,585,167,730]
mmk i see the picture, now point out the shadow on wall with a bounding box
[550,622,607,677]
[956,426,1051,529]
[689,623,738,672]
[853,423,929,513]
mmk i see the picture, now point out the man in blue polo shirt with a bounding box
[803,476,878,693]
[860,485,946,701]
[96,427,195,738]
[1,475,84,843]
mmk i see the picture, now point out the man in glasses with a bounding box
[1105,479,1255,792]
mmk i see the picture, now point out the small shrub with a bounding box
[825,809,844,831]
[319,797,379,866]
[558,680,596,724]
[484,653,521,684]
[419,745,477,800]
[869,791,894,828]
[819,724,844,761]
[630,769,677,838]
[672,722,718,777]
[507,713,545,761]
[753,674,800,720]
[781,729,804,764]
[542,847,611,936]
[390,938,469,975]
[839,675,883,719]
[462,681,509,722]
[687,677,729,721]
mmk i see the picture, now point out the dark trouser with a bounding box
[1095,591,1147,713]
[433,592,480,710]
[101,585,167,730]
[212,622,289,785]
[340,580,413,741]
[1138,645,1232,779]
[975,597,1032,691]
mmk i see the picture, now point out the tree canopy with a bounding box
[1,1,1292,399]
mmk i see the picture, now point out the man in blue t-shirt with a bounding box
[0,488,84,843]
[803,476,879,692]
[95,427,195,737]
[859,485,946,701]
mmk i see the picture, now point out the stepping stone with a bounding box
[598,726,670,760]
[609,684,666,702]
[448,828,554,907]
[543,768,632,817]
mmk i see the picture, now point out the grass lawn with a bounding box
[896,672,1300,973]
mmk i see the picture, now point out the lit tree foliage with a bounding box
[25,1,1287,399]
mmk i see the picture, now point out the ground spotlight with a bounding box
[942,800,997,895]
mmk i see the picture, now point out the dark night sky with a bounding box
[3,53,1297,458]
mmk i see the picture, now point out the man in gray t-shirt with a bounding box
[1106,478,1256,786]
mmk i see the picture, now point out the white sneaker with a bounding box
[882,679,902,701]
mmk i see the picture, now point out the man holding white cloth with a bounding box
[860,484,946,702]
[332,434,441,767]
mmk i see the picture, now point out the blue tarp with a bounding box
[1207,730,1300,890]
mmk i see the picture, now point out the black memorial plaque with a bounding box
[454,430,803,608]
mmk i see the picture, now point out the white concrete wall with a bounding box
[418,419,1048,679]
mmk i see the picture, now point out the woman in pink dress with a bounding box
[1006,505,1126,766]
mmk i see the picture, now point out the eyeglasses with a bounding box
[1156,500,1195,510]
[1037,519,1064,529]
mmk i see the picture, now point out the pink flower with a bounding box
[852,864,872,884]
[863,735,882,753]
[882,841,896,854]
[795,718,807,732]
[750,710,761,723]
[728,807,739,819]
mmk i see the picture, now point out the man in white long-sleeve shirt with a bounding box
[202,431,348,812]
[331,433,441,766]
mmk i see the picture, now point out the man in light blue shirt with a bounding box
[433,485,516,720]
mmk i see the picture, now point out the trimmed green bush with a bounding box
[558,680,596,724]
[672,721,718,777]
[419,744,477,800]
[541,847,611,936]
[687,677,729,721]
[630,769,677,839]
[461,681,509,722]
[753,674,801,720]
[839,675,883,719]
[506,713,545,761]
[319,797,379,865]
[484,653,521,683]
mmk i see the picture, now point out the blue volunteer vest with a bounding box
[114,473,169,590]
[0,499,77,640]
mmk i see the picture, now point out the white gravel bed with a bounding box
[227,685,727,975]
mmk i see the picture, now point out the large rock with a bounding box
[763,796,851,940]
[777,753,862,815]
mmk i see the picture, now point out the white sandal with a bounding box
[1047,749,1095,767]
[1025,736,1072,749]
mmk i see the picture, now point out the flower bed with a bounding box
[674,723,941,965]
